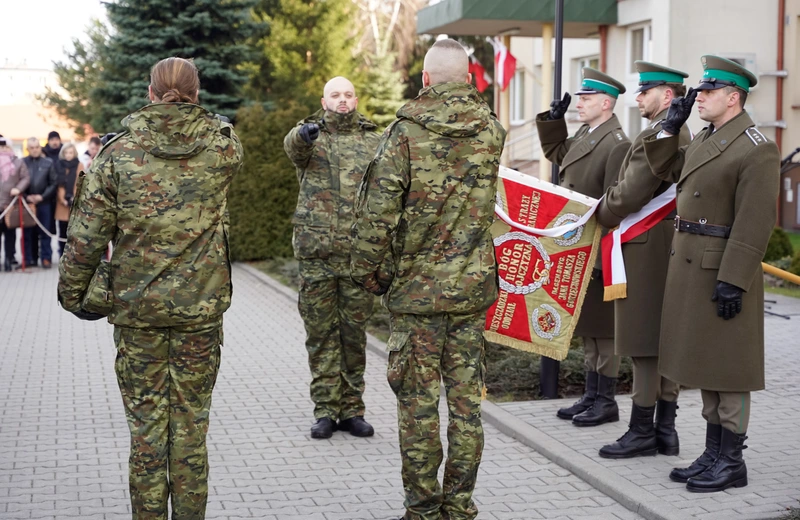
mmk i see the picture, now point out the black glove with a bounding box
[549,92,571,120]
[660,87,698,136]
[711,281,743,320]
[299,123,320,145]
[72,309,106,321]
[100,132,117,146]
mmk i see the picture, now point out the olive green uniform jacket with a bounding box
[536,112,631,338]
[643,111,780,391]
[597,109,691,357]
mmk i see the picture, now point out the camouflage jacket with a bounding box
[284,109,381,261]
[57,103,243,328]
[350,82,507,315]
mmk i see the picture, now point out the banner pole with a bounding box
[540,0,565,399]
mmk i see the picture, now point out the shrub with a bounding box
[764,227,794,262]
[791,249,800,277]
[229,102,309,260]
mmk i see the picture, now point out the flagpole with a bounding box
[540,0,565,400]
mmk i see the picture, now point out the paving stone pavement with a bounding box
[0,264,644,520]
[500,293,800,520]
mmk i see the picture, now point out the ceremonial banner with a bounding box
[485,167,601,361]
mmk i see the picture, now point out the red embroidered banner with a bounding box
[485,168,601,361]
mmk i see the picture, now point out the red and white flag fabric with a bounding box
[600,186,677,300]
[486,167,601,360]
[489,37,517,92]
[468,55,492,93]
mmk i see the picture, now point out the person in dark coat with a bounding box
[22,138,57,268]
[643,56,780,493]
[536,68,631,427]
[54,143,83,257]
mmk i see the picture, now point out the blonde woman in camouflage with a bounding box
[58,57,243,519]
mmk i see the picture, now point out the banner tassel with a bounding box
[604,283,627,301]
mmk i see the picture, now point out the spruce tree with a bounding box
[47,0,259,133]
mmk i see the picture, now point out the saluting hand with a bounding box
[661,87,697,136]
[711,281,743,320]
[299,123,320,145]
[549,92,571,120]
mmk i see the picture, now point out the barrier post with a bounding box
[18,198,25,272]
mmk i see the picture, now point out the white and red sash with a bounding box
[601,185,677,300]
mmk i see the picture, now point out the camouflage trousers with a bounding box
[387,311,486,520]
[113,318,223,520]
[298,259,373,420]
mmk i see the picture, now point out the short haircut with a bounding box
[423,38,469,85]
[658,83,687,98]
[27,137,40,146]
[723,86,748,109]
[89,136,102,146]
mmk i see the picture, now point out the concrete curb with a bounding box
[235,263,732,520]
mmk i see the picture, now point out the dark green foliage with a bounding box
[791,249,800,277]
[229,103,308,260]
[764,227,794,262]
[45,0,260,133]
[361,52,405,128]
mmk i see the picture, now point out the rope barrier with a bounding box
[0,196,18,220]
[17,197,68,242]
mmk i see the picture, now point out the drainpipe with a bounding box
[777,0,785,153]
[539,24,554,181]
[599,25,609,73]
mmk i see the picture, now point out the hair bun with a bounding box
[161,88,192,103]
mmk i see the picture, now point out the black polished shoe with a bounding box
[3,258,10,272]
[310,418,337,439]
[655,399,680,456]
[686,427,748,493]
[338,416,375,437]
[557,371,597,420]
[670,423,721,483]
[572,374,619,427]
[599,403,657,459]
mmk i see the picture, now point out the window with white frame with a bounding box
[510,69,525,125]
[628,24,652,73]
[575,56,600,92]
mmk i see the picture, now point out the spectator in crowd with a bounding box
[80,136,102,170]
[42,131,63,161]
[23,138,57,268]
[55,143,83,257]
[0,135,29,272]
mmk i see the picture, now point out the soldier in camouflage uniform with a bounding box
[284,76,382,439]
[58,58,242,519]
[350,39,506,520]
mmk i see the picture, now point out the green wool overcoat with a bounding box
[536,112,631,339]
[642,111,780,391]
[597,109,691,357]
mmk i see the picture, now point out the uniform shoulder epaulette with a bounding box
[744,126,767,146]
[611,129,627,142]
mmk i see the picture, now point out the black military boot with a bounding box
[338,416,374,437]
[572,374,619,427]
[655,399,680,456]
[3,258,11,272]
[557,371,597,420]
[669,423,722,483]
[686,427,748,492]
[310,418,337,439]
[598,403,657,458]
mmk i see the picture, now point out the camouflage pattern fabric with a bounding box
[57,103,243,329]
[387,312,485,520]
[114,318,222,519]
[350,82,505,520]
[350,82,507,314]
[298,259,373,420]
[285,109,381,261]
[284,109,381,420]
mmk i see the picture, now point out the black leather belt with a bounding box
[674,216,731,238]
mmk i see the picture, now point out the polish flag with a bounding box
[490,37,517,92]
[468,55,492,93]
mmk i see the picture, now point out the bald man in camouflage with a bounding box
[351,39,506,520]
[284,77,382,440]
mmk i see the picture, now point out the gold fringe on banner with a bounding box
[484,330,571,361]
[604,283,627,301]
